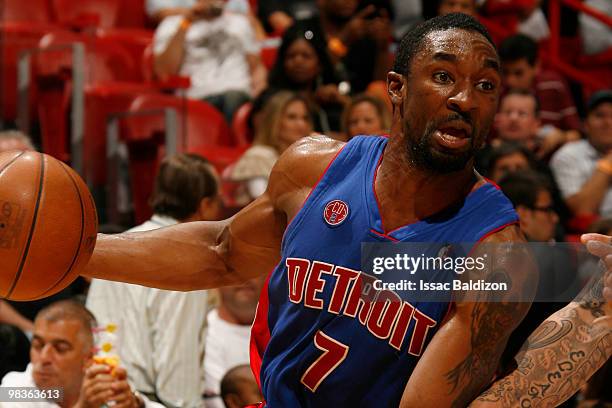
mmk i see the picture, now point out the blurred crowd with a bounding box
[0,0,611,407]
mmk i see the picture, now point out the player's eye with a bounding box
[433,72,453,84]
[476,80,496,92]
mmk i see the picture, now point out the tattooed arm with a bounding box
[399,226,537,408]
[470,234,612,408]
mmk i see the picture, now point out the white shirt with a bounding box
[0,365,162,408]
[550,139,612,217]
[86,215,209,408]
[153,13,259,99]
[203,309,251,408]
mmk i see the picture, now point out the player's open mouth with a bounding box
[433,125,471,149]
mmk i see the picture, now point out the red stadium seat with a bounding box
[35,31,142,162]
[0,0,59,124]
[124,94,233,148]
[0,23,61,124]
[3,0,54,23]
[51,0,121,28]
[261,42,279,70]
[231,102,254,147]
[115,0,148,28]
[120,94,237,222]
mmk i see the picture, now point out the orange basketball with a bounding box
[0,151,98,301]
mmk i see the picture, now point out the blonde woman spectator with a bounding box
[342,94,391,140]
[227,91,313,204]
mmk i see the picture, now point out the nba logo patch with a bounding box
[323,200,349,227]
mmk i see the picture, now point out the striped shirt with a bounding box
[86,215,209,408]
[550,140,612,217]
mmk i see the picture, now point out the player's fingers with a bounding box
[583,238,612,259]
[581,233,612,244]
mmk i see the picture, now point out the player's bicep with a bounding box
[399,227,537,407]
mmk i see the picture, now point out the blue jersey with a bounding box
[250,136,518,407]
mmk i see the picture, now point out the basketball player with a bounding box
[83,14,612,407]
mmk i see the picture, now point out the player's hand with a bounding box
[581,233,612,303]
[76,364,115,408]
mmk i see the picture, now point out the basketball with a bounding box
[0,150,98,301]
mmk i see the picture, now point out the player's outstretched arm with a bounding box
[470,234,612,408]
[82,135,343,291]
[399,226,536,408]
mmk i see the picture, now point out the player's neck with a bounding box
[375,136,477,232]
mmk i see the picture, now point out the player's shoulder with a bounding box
[271,134,345,189]
[480,223,525,244]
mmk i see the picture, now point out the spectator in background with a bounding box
[203,276,265,408]
[495,89,572,159]
[579,0,612,56]
[87,154,220,408]
[315,0,392,94]
[497,171,575,373]
[550,90,612,220]
[437,0,477,17]
[267,22,346,133]
[390,0,424,40]
[486,141,534,182]
[342,94,391,140]
[220,365,262,408]
[1,300,162,408]
[494,89,541,151]
[498,34,582,142]
[153,0,267,123]
[0,130,34,152]
[146,0,265,38]
[228,91,313,204]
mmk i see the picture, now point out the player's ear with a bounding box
[387,71,405,107]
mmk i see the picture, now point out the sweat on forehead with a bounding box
[393,13,497,76]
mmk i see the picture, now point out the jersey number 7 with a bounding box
[300,330,350,392]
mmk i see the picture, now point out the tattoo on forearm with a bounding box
[577,271,605,318]
[446,267,528,408]
[473,280,612,408]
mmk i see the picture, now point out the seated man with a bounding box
[550,90,612,219]
[499,34,582,143]
[0,300,161,408]
[494,89,574,159]
[153,0,267,122]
